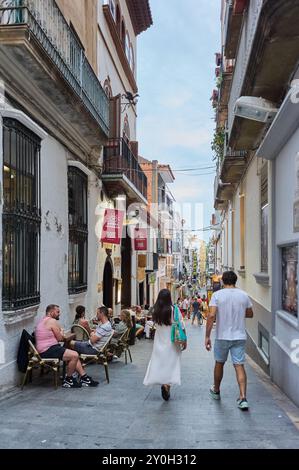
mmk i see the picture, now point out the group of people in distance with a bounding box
[176,295,209,325]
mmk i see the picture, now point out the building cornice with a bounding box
[125,0,153,36]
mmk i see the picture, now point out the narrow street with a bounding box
[1,322,299,450]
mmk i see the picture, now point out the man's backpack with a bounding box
[17,329,35,373]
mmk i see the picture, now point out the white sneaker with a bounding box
[209,385,221,400]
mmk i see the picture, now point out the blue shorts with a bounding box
[214,339,246,365]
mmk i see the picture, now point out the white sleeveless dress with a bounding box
[143,309,183,386]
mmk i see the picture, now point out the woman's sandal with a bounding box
[161,385,170,401]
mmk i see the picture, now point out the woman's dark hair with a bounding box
[152,289,172,326]
[222,271,238,286]
[75,305,85,321]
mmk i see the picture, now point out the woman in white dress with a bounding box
[143,289,187,400]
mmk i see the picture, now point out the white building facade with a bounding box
[0,0,152,390]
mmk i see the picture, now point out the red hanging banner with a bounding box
[101,209,125,245]
[134,227,148,251]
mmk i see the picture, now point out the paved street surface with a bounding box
[1,322,299,449]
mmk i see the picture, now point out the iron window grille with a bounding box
[68,166,88,294]
[2,118,41,311]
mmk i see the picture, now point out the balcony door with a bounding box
[109,94,121,138]
[103,258,113,309]
[121,234,131,307]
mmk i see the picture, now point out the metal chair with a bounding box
[71,324,90,341]
[21,340,60,389]
[78,333,114,383]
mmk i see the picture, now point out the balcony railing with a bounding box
[0,0,109,135]
[103,138,147,200]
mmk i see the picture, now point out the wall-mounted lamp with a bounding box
[234,96,278,123]
[121,91,139,113]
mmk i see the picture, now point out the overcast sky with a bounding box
[137,0,221,241]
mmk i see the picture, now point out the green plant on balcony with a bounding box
[216,74,223,89]
[211,127,225,165]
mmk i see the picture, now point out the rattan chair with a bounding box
[108,328,133,364]
[21,340,60,389]
[71,324,90,341]
[78,333,114,383]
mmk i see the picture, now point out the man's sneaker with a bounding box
[62,376,82,388]
[209,386,221,400]
[80,375,99,387]
[237,398,249,411]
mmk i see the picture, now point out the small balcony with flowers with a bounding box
[213,52,235,129]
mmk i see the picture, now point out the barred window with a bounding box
[2,118,41,311]
[68,166,88,294]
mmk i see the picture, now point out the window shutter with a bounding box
[261,164,268,207]
[109,94,121,138]
[130,140,139,157]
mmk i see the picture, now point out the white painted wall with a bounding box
[220,156,272,350]
[0,113,119,390]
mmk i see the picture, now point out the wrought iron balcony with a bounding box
[214,147,248,209]
[0,0,109,142]
[102,138,147,203]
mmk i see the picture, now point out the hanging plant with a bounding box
[211,127,225,164]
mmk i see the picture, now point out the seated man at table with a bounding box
[35,304,99,388]
[72,306,112,356]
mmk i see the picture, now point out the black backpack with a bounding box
[17,329,35,373]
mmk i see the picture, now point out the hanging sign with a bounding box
[134,228,147,251]
[101,209,124,245]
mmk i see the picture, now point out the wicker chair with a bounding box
[71,324,90,341]
[108,328,133,364]
[78,333,114,383]
[21,340,60,389]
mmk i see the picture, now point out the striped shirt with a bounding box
[89,321,112,351]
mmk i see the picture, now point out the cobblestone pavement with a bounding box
[1,322,299,449]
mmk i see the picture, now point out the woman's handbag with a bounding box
[171,305,187,349]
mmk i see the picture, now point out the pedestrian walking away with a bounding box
[143,289,187,401]
[191,297,202,326]
[205,271,254,410]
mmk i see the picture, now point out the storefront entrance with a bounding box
[103,258,113,308]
